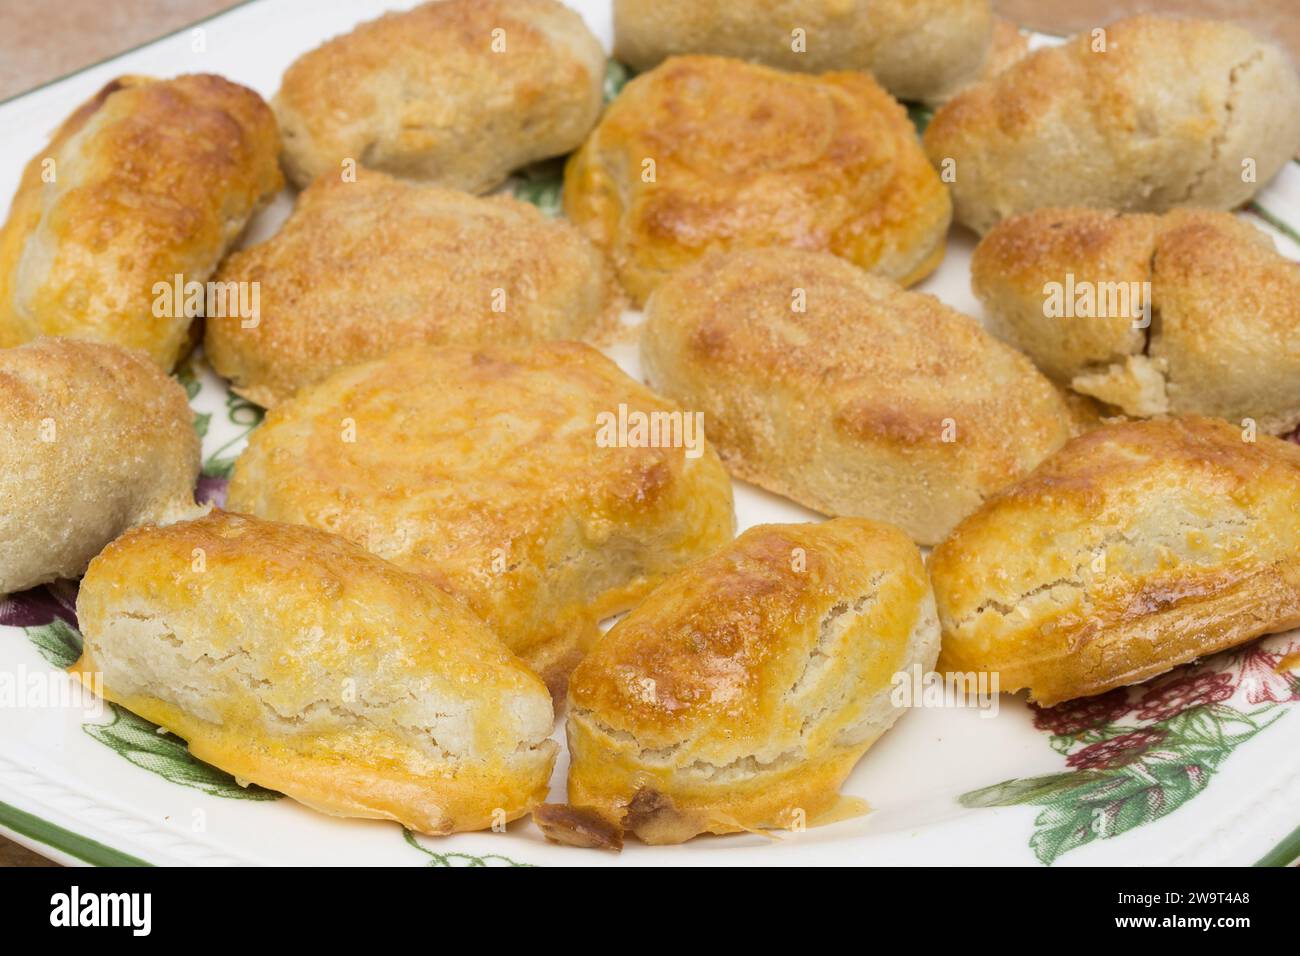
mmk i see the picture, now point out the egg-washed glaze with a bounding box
[72,511,558,835]
[226,342,735,691]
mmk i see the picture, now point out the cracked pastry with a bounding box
[0,338,202,597]
[640,248,1078,545]
[612,0,996,104]
[972,208,1300,435]
[930,416,1300,706]
[71,510,558,834]
[0,74,282,370]
[274,0,605,192]
[205,169,623,408]
[565,518,940,844]
[924,16,1300,234]
[226,342,735,691]
[563,55,951,306]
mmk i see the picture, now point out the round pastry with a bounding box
[0,75,282,369]
[930,416,1300,706]
[205,170,623,408]
[274,0,605,192]
[0,338,202,597]
[612,0,995,103]
[972,207,1300,434]
[564,55,951,306]
[924,16,1300,234]
[226,342,735,690]
[72,510,558,835]
[640,248,1078,545]
[566,518,940,844]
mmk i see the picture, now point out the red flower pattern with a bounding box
[1136,672,1234,722]
[1066,729,1167,770]
[1227,643,1300,705]
[1032,688,1132,736]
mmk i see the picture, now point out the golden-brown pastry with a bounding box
[613,0,994,103]
[274,0,605,192]
[566,518,939,844]
[972,207,1300,434]
[226,342,735,690]
[564,55,951,306]
[71,510,557,834]
[924,16,1300,234]
[205,170,622,408]
[0,75,282,369]
[931,416,1300,706]
[641,248,1077,545]
[0,338,202,596]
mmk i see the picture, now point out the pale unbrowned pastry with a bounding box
[274,0,605,192]
[71,510,557,834]
[0,75,282,369]
[0,339,202,597]
[566,518,939,844]
[931,416,1300,706]
[205,170,623,408]
[226,342,735,691]
[924,16,1300,234]
[972,207,1300,434]
[564,55,951,306]
[641,248,1077,545]
[612,0,994,103]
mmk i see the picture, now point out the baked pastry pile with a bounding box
[2,0,1298,847]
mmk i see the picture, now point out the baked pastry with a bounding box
[930,416,1300,706]
[641,248,1077,545]
[274,0,604,192]
[563,55,951,306]
[566,518,940,844]
[0,338,202,597]
[924,16,1300,234]
[71,510,557,834]
[205,170,622,408]
[226,342,735,690]
[612,0,994,103]
[0,75,282,369]
[972,208,1300,434]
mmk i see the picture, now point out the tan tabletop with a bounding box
[0,0,1295,866]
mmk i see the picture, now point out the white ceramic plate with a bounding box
[2,0,1299,867]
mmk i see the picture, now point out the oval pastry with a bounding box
[0,75,282,369]
[226,342,735,689]
[566,518,940,844]
[0,338,202,597]
[205,170,622,408]
[613,0,995,103]
[972,208,1300,435]
[564,55,951,306]
[641,248,1077,545]
[930,417,1300,706]
[72,511,558,835]
[924,16,1300,234]
[274,0,605,192]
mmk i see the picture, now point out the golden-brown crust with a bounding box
[0,75,282,369]
[641,248,1076,545]
[925,16,1300,234]
[205,170,624,408]
[226,342,735,688]
[72,510,558,835]
[274,0,605,192]
[612,0,994,103]
[930,416,1300,705]
[566,518,939,842]
[0,338,202,595]
[972,207,1300,433]
[563,55,951,306]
